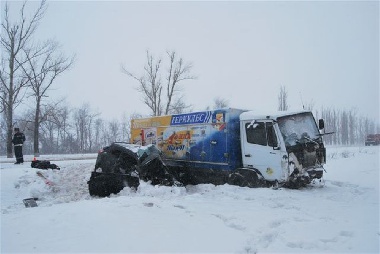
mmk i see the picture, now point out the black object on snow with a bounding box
[88,142,179,197]
[138,152,175,186]
[31,160,60,170]
[23,198,38,208]
[88,172,139,197]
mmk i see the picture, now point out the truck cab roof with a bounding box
[239,110,312,121]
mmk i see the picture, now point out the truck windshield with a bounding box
[277,112,320,147]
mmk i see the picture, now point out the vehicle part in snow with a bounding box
[23,198,38,208]
[92,142,180,190]
[31,160,60,170]
[165,165,265,187]
[163,162,235,186]
[227,168,264,188]
[284,169,311,189]
[311,177,325,188]
[95,142,139,174]
[307,168,324,180]
[88,172,140,197]
[36,171,54,186]
[138,152,177,186]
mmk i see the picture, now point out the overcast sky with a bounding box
[5,0,379,121]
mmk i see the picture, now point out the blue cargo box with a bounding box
[130,108,247,171]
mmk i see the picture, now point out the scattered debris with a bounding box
[31,160,60,170]
[36,171,54,186]
[23,198,38,208]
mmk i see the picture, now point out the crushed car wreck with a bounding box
[88,142,178,197]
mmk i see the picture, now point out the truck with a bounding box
[130,108,327,188]
[365,134,380,146]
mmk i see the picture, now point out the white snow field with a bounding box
[1,146,379,253]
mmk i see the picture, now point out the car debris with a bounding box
[87,142,179,197]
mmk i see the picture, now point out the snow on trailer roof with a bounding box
[239,110,312,121]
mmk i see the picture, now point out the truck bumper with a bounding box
[306,167,324,179]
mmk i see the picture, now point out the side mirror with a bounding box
[318,119,325,130]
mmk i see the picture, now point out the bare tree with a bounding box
[93,118,103,149]
[108,120,120,142]
[278,85,289,111]
[39,109,57,153]
[212,97,229,109]
[0,0,47,158]
[341,110,349,145]
[21,40,74,156]
[303,99,315,111]
[348,109,357,145]
[36,101,69,154]
[122,50,195,116]
[122,51,162,116]
[73,103,99,153]
[55,103,72,153]
[120,113,130,142]
[164,51,195,115]
[169,95,192,114]
[0,116,7,153]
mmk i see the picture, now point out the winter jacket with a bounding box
[12,132,26,146]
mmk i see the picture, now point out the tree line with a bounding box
[0,103,134,155]
[1,90,378,156]
[316,107,379,146]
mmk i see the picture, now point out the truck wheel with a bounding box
[228,172,245,186]
[242,170,260,188]
[228,169,259,188]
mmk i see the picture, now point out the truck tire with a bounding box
[228,169,260,188]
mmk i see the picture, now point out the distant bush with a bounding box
[328,151,338,159]
[358,147,376,154]
[340,150,354,158]
[327,149,355,159]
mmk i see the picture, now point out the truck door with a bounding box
[241,120,284,181]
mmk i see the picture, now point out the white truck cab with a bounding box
[240,111,326,187]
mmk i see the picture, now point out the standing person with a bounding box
[12,127,26,164]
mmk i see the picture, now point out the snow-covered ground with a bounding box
[1,146,379,253]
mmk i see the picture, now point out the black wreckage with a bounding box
[88,142,180,197]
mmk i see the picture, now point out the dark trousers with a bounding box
[14,146,24,163]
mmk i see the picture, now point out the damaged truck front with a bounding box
[130,108,327,189]
[240,111,326,188]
